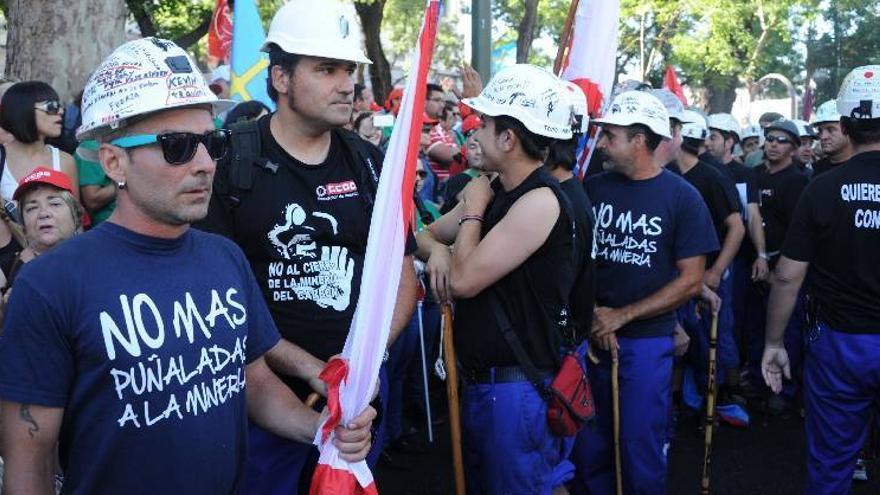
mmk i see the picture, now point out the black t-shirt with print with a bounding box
[755,163,808,266]
[199,114,412,395]
[673,159,740,267]
[783,151,880,333]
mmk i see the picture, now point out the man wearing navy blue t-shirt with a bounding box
[570,91,718,495]
[0,39,374,495]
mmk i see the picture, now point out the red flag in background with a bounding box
[208,0,233,62]
[803,86,814,121]
[663,65,688,106]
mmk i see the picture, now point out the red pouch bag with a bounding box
[546,352,595,436]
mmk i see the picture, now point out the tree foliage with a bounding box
[492,0,568,67]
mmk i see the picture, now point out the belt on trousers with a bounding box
[464,365,554,384]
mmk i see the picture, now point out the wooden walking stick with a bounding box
[701,313,720,494]
[612,357,623,495]
[442,304,466,495]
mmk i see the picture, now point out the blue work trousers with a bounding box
[570,335,674,495]
[804,323,880,495]
[461,377,575,494]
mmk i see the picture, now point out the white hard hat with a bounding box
[740,123,765,146]
[813,100,841,125]
[792,119,817,139]
[837,65,880,119]
[648,88,690,123]
[562,80,589,135]
[262,0,371,65]
[707,113,741,141]
[680,110,708,140]
[594,90,671,139]
[77,38,234,141]
[463,64,573,140]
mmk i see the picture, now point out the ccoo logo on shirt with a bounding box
[316,180,358,201]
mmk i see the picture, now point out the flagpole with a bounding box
[442,304,466,495]
[416,299,434,443]
[553,0,582,76]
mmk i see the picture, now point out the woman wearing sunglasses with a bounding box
[0,81,79,218]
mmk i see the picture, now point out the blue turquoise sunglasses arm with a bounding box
[110,134,159,149]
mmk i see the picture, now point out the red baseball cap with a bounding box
[422,113,439,126]
[13,167,74,201]
[461,114,482,134]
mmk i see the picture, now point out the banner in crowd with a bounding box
[663,64,688,106]
[208,0,232,63]
[308,1,441,493]
[230,0,274,109]
[560,0,621,180]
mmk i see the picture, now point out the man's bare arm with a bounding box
[427,144,458,166]
[450,188,559,298]
[593,255,706,337]
[264,341,328,396]
[706,212,745,287]
[388,256,418,346]
[1,401,63,495]
[246,357,374,462]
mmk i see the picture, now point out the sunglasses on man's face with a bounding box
[34,100,62,115]
[765,135,792,145]
[111,129,231,165]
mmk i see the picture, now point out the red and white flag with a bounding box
[208,0,233,62]
[560,0,620,180]
[308,1,440,493]
[663,65,688,106]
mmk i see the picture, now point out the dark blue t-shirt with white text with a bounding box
[0,222,280,494]
[585,169,718,338]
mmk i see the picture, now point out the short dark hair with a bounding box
[840,117,880,146]
[759,112,784,126]
[492,115,552,161]
[625,124,662,151]
[0,81,59,143]
[265,44,302,103]
[223,100,271,128]
[352,111,373,134]
[354,83,366,101]
[426,83,443,97]
[546,138,578,171]
[681,137,703,155]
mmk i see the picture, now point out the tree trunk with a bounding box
[516,0,539,63]
[704,74,738,114]
[355,0,391,104]
[6,0,126,102]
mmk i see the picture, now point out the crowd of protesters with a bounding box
[0,1,876,494]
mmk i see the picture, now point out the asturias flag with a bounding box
[308,1,441,494]
[230,0,274,109]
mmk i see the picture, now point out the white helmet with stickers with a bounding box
[463,64,573,140]
[562,80,589,135]
[594,90,671,139]
[813,100,842,125]
[680,110,708,140]
[707,113,741,141]
[77,37,234,141]
[740,123,765,146]
[648,88,692,123]
[792,119,818,139]
[262,0,371,64]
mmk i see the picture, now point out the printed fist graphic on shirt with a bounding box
[315,245,355,311]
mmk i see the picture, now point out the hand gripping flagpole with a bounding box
[701,313,720,494]
[442,304,466,495]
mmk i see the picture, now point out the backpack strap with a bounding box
[226,119,276,208]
